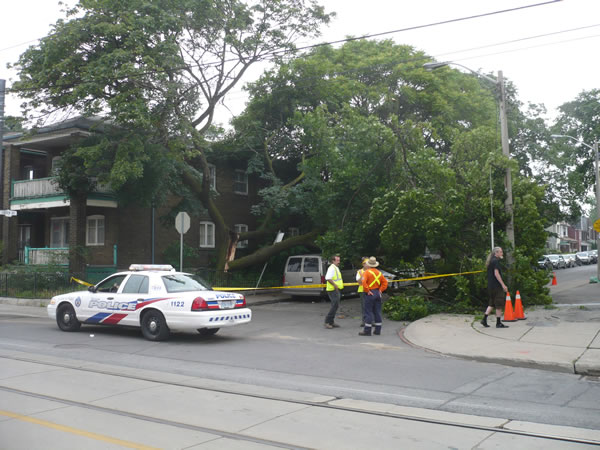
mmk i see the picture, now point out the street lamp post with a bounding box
[551,134,600,280]
[424,62,515,259]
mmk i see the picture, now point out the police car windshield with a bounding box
[162,274,210,293]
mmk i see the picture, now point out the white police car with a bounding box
[47,264,251,341]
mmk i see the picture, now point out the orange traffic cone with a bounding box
[514,290,526,320]
[551,272,557,286]
[503,291,516,322]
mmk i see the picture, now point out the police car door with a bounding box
[116,274,151,326]
[82,274,128,324]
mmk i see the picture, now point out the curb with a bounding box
[402,313,599,376]
[0,297,48,308]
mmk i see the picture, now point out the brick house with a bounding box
[1,117,262,274]
[544,219,596,253]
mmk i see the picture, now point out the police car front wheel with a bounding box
[140,310,170,341]
[56,303,81,332]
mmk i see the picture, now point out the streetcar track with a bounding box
[1,353,599,447]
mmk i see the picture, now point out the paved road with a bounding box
[549,263,600,304]
[4,354,598,449]
[2,299,600,431]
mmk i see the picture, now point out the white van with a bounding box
[282,254,367,299]
[282,254,327,298]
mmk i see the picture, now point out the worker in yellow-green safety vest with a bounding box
[356,257,369,327]
[324,254,344,329]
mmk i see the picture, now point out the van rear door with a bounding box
[283,255,324,297]
[283,256,303,296]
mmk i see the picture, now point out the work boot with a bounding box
[480,316,490,328]
[496,318,508,328]
[324,323,333,329]
[331,323,340,328]
[358,327,371,336]
[373,326,381,335]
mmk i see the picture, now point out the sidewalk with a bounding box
[402,304,600,376]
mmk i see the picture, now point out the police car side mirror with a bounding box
[88,285,97,293]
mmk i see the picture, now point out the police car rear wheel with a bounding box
[56,303,81,332]
[197,327,219,336]
[141,310,170,341]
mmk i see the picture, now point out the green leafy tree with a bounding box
[234,39,553,306]
[551,89,600,219]
[10,0,333,271]
[2,116,25,132]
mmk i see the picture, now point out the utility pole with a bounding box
[423,62,516,260]
[497,71,515,264]
[0,80,5,241]
[595,140,600,281]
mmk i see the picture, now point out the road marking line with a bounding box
[0,409,159,450]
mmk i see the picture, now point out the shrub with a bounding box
[383,294,430,322]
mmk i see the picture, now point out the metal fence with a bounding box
[0,271,73,299]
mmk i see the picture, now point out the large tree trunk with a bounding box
[68,192,87,277]
[181,134,313,272]
[226,230,319,271]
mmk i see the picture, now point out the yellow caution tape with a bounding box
[69,269,483,292]
[213,270,484,291]
[71,276,94,287]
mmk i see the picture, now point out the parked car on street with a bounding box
[589,250,598,264]
[48,264,251,341]
[547,254,567,269]
[538,255,553,271]
[563,254,577,268]
[576,251,592,265]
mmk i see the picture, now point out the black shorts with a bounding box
[488,288,505,309]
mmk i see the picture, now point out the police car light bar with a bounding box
[129,264,175,272]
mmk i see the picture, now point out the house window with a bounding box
[18,225,32,249]
[233,170,248,195]
[50,217,69,248]
[288,227,300,238]
[208,164,217,191]
[86,215,105,246]
[234,224,248,248]
[22,165,34,180]
[199,221,215,248]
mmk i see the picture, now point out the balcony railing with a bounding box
[12,177,111,199]
[24,246,69,265]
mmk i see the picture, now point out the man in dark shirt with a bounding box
[481,247,509,328]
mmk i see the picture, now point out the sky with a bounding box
[1,0,599,127]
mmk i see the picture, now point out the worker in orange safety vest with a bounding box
[359,256,388,336]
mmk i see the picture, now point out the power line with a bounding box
[0,0,563,56]
[3,1,568,96]
[441,32,600,66]
[201,29,600,108]
[288,0,565,53]
[4,23,599,102]
[432,23,600,60]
